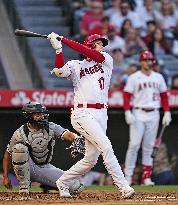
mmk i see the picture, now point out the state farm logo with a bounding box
[10,90,74,107]
[11,91,31,105]
[32,91,74,106]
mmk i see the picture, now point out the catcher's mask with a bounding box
[84,34,108,49]
[22,101,49,128]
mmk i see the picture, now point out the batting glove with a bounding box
[162,111,172,126]
[47,32,63,53]
[50,67,62,76]
[125,110,135,125]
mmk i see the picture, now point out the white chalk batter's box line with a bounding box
[133,195,177,201]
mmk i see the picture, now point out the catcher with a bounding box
[2,101,84,194]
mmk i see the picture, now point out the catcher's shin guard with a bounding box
[12,143,30,192]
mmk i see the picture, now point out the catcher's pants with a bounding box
[29,158,64,187]
[124,109,160,178]
[59,108,129,189]
[12,145,81,190]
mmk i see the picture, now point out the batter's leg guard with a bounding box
[141,165,155,185]
[12,143,30,193]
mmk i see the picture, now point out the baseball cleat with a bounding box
[142,178,155,186]
[120,186,135,199]
[56,179,72,198]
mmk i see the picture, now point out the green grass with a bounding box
[86,185,178,191]
[1,185,178,192]
[0,185,42,192]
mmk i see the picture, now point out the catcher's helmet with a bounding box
[139,50,154,61]
[22,101,48,127]
[84,34,108,48]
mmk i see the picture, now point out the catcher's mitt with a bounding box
[66,136,85,158]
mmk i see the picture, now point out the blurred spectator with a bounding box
[137,0,155,30]
[81,171,115,186]
[88,15,114,36]
[70,0,89,35]
[142,20,156,46]
[120,19,133,38]
[109,0,142,32]
[154,0,177,31]
[171,74,178,90]
[104,0,121,17]
[104,174,114,185]
[175,0,178,21]
[0,172,18,186]
[127,0,137,11]
[80,0,104,38]
[147,27,172,55]
[152,143,176,185]
[124,28,146,57]
[172,22,178,57]
[111,49,127,76]
[132,164,142,185]
[104,25,126,54]
[110,48,128,90]
[110,53,138,91]
[121,63,138,86]
[152,58,168,84]
[111,48,127,72]
[81,171,106,186]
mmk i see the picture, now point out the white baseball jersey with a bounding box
[124,70,167,108]
[57,52,113,104]
[7,122,66,164]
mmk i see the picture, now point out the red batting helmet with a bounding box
[84,34,108,48]
[139,50,154,61]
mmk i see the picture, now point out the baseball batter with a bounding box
[123,50,172,186]
[2,101,83,194]
[48,33,135,198]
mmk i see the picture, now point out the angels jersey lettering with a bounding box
[58,52,113,104]
[124,71,167,108]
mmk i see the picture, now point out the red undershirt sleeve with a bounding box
[123,91,132,111]
[61,37,105,63]
[160,92,170,111]
[55,52,65,68]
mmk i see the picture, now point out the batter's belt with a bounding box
[77,103,108,109]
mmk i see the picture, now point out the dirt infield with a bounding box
[0,190,177,205]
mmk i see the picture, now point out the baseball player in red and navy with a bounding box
[123,50,172,186]
[48,33,135,198]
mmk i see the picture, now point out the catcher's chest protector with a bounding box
[22,124,55,165]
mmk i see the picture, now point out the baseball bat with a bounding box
[14,29,61,40]
[151,125,166,158]
[15,29,48,38]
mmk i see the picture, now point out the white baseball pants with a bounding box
[59,108,129,189]
[124,109,160,178]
